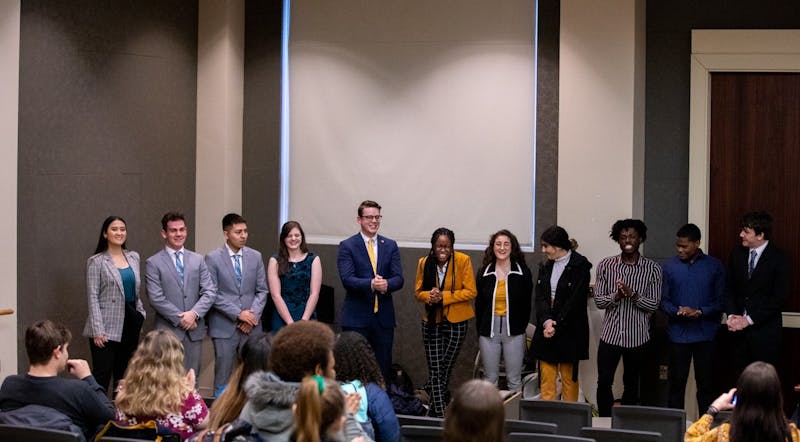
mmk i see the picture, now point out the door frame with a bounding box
[689,29,800,326]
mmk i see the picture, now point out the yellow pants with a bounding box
[540,360,579,401]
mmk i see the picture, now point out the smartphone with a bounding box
[732,394,738,406]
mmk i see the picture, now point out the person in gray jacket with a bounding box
[146,211,217,375]
[238,320,372,442]
[205,213,267,396]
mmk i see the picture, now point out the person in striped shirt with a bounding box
[594,219,662,416]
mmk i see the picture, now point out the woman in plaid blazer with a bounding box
[82,216,146,395]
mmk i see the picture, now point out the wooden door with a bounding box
[708,72,800,412]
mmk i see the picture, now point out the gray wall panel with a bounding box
[644,0,800,261]
[17,0,198,372]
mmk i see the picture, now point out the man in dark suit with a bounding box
[725,211,789,373]
[205,213,267,396]
[337,200,404,378]
[146,211,217,376]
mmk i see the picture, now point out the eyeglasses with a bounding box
[360,215,383,221]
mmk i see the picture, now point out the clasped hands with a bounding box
[178,310,198,330]
[677,306,702,319]
[371,275,388,293]
[726,314,750,332]
[237,309,259,334]
[614,280,637,301]
[543,319,556,338]
[427,287,443,305]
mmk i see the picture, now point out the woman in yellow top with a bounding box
[415,227,477,417]
[685,361,800,442]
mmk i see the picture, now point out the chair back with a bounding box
[507,432,594,442]
[396,414,444,427]
[99,438,153,441]
[580,426,662,442]
[504,419,557,434]
[0,424,82,442]
[519,399,592,436]
[611,405,686,442]
[400,424,443,442]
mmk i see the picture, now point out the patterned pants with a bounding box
[422,319,468,417]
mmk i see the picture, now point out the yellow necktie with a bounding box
[367,238,378,313]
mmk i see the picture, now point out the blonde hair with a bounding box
[294,376,345,442]
[115,329,192,416]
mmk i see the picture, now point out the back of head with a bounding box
[444,380,505,442]
[730,361,789,442]
[25,320,71,366]
[295,376,345,442]
[270,321,335,382]
[116,329,190,416]
[210,332,273,430]
[333,331,384,387]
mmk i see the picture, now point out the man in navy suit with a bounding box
[205,213,267,396]
[146,211,217,376]
[337,200,404,378]
[725,211,789,374]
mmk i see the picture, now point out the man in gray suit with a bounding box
[205,213,267,395]
[146,211,217,376]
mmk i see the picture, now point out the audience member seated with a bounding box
[443,379,504,442]
[207,332,272,433]
[114,329,209,440]
[238,320,371,442]
[0,319,114,440]
[293,375,361,442]
[334,331,400,442]
[686,361,800,442]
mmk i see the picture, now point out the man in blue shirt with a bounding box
[661,223,724,412]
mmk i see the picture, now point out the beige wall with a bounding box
[0,0,19,380]
[195,0,245,396]
[196,0,245,255]
[559,0,646,405]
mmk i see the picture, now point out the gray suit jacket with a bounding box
[83,250,146,341]
[145,248,217,341]
[205,245,268,339]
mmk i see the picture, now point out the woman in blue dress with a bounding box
[267,221,322,331]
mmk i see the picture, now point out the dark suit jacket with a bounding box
[337,233,404,328]
[205,245,268,339]
[725,242,789,332]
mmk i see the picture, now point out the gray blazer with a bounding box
[83,250,146,341]
[145,248,217,342]
[205,245,268,339]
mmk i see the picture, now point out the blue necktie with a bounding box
[175,250,185,287]
[748,249,757,279]
[233,254,242,288]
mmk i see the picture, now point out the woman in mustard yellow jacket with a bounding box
[415,227,477,417]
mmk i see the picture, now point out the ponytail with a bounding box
[295,376,346,442]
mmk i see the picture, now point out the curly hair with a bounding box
[481,229,526,268]
[115,329,192,416]
[269,321,335,382]
[609,219,648,242]
[333,331,385,388]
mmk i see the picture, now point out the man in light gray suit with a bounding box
[205,213,267,395]
[146,211,217,376]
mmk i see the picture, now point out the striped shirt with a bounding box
[595,254,662,348]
